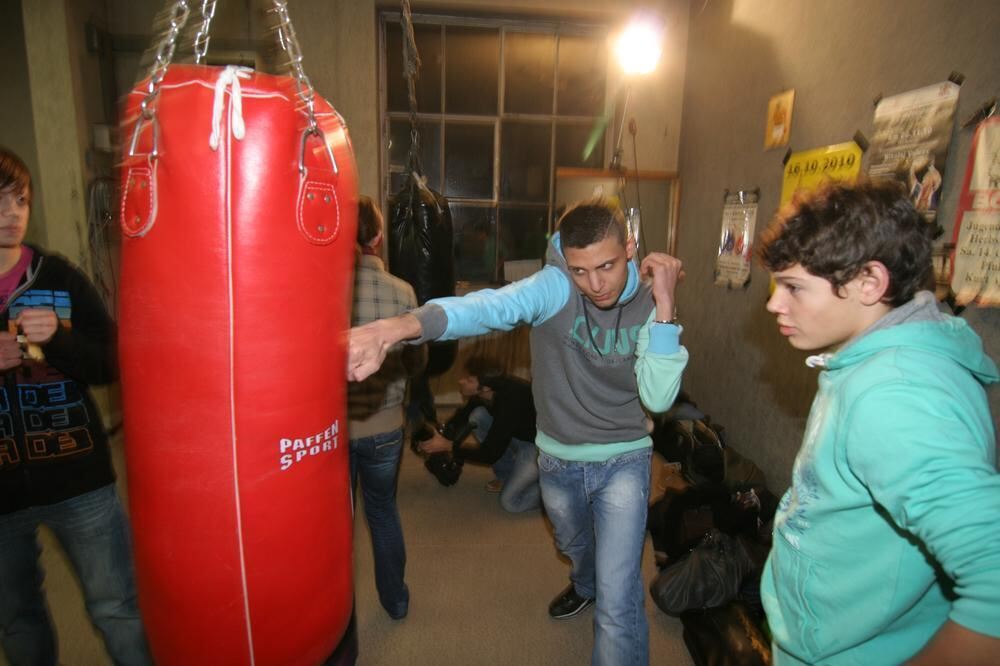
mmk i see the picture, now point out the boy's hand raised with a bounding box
[640,252,684,322]
[347,313,423,382]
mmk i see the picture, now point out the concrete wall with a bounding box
[674,0,1000,492]
[0,0,47,246]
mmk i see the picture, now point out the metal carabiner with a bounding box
[298,126,338,178]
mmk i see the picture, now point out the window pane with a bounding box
[501,121,551,203]
[444,123,494,199]
[386,22,442,113]
[445,26,499,115]
[555,122,605,169]
[388,120,442,192]
[500,206,549,264]
[503,32,555,115]
[557,35,606,116]
[452,205,498,283]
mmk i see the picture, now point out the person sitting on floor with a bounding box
[418,354,540,513]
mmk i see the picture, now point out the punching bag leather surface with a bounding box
[119,64,357,665]
[388,181,457,375]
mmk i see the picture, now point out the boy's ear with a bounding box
[857,261,891,305]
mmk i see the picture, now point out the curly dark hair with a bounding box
[557,198,627,249]
[758,180,933,306]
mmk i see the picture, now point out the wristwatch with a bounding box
[654,310,679,326]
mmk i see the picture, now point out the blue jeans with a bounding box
[0,483,152,666]
[469,407,541,513]
[539,448,652,666]
[350,428,408,619]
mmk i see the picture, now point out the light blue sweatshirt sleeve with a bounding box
[635,310,688,413]
[845,382,1000,638]
[409,265,571,342]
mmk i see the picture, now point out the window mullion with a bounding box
[439,24,446,197]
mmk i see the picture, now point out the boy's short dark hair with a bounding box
[759,180,933,306]
[0,146,32,204]
[463,354,504,388]
[557,199,627,249]
[357,195,382,247]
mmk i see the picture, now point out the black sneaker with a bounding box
[548,584,594,619]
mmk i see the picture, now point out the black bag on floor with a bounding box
[681,601,772,666]
[650,529,755,615]
[411,424,463,487]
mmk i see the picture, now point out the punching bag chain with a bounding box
[273,0,338,175]
[130,0,335,173]
[128,0,191,158]
[400,0,423,177]
[193,0,218,64]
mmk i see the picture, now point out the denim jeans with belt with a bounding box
[349,428,408,619]
[469,406,541,513]
[0,483,152,666]
[539,448,652,666]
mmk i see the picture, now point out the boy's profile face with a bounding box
[564,234,634,310]
[767,264,874,351]
[0,185,29,249]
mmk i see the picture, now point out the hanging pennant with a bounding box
[715,190,759,288]
[950,116,1000,306]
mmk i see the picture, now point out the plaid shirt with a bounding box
[348,254,421,421]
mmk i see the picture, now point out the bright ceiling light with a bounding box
[615,19,663,75]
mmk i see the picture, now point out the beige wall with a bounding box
[0,0,47,247]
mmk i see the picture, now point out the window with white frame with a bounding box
[380,12,608,284]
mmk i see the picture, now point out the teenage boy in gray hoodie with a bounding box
[348,200,687,665]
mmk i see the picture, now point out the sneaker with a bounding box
[548,584,594,619]
[485,478,504,493]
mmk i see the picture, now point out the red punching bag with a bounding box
[118,5,356,664]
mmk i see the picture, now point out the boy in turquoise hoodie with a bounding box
[759,181,1000,665]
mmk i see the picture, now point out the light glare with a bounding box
[616,21,662,75]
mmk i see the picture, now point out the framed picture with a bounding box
[765,89,795,150]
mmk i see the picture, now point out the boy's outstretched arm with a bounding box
[907,621,1000,665]
[348,313,422,381]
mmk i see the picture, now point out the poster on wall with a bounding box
[868,81,961,235]
[781,141,863,206]
[950,116,1000,306]
[764,89,795,150]
[715,190,759,288]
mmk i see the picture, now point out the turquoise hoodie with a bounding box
[762,293,1000,665]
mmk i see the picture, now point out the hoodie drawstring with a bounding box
[581,293,624,358]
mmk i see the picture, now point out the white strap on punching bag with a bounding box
[209,66,251,150]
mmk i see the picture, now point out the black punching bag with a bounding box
[388,176,457,376]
